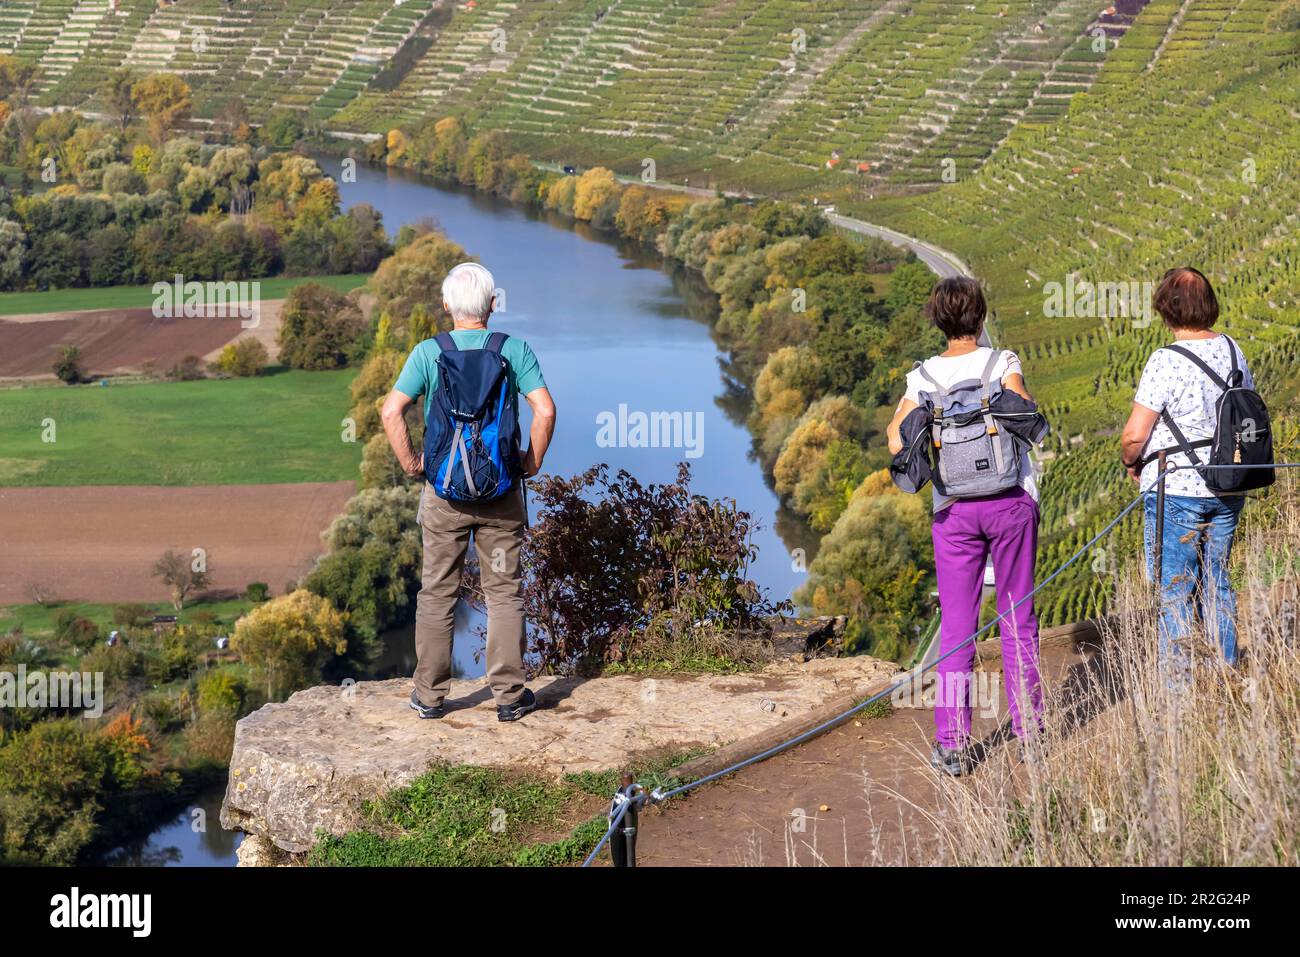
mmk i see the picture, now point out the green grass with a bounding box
[0,596,254,642]
[309,749,709,867]
[0,274,369,318]
[0,370,362,486]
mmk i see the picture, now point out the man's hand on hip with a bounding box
[518,448,539,478]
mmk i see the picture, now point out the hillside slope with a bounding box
[5,0,1172,189]
[863,0,1300,622]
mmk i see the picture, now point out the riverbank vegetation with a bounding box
[359,122,945,658]
[0,595,263,863]
[0,66,391,292]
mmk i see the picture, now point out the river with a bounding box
[112,156,812,865]
[330,157,815,680]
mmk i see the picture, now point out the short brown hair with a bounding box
[1153,267,1219,330]
[924,277,986,339]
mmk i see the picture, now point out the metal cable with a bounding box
[581,461,1298,865]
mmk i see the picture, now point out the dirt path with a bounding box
[0,481,354,604]
[622,641,1091,866]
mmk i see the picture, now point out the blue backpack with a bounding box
[423,331,521,502]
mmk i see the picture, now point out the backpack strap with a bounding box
[978,349,1007,474]
[1162,342,1231,391]
[435,331,457,352]
[914,360,946,404]
[484,331,509,355]
[1138,339,1237,472]
[1220,334,1244,388]
[978,348,1004,398]
[915,361,946,457]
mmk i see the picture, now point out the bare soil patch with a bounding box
[0,301,285,379]
[0,481,354,604]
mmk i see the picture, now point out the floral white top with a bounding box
[1134,334,1253,497]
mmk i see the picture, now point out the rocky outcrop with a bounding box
[220,618,898,857]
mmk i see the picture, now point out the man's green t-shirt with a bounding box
[393,329,546,419]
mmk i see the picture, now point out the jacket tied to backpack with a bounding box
[891,349,1049,498]
[423,331,522,502]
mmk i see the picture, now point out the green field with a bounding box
[0,371,362,486]
[0,597,254,646]
[0,274,369,318]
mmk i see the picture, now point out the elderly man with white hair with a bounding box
[381,261,557,722]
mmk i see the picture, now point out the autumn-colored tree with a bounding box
[572,166,621,223]
[277,282,368,370]
[231,590,348,701]
[99,713,151,792]
[0,55,36,106]
[544,174,577,216]
[385,127,412,167]
[131,73,193,145]
[797,471,933,660]
[368,228,468,332]
[348,347,405,441]
[212,338,268,377]
[257,152,323,209]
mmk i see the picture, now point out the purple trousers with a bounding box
[931,486,1042,749]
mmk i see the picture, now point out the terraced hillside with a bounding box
[4,0,1170,190]
[7,0,1298,627]
[866,0,1300,623]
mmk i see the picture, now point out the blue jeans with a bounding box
[1143,492,1245,677]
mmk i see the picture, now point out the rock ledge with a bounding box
[220,620,897,856]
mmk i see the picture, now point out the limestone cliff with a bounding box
[220,618,899,860]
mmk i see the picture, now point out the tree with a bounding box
[0,218,25,289]
[212,338,268,377]
[572,167,620,223]
[277,282,368,370]
[263,109,305,149]
[213,96,252,142]
[230,590,348,701]
[105,68,137,132]
[797,472,933,660]
[0,720,106,864]
[52,346,84,385]
[151,548,210,611]
[302,485,423,644]
[368,228,468,332]
[0,55,36,107]
[348,348,406,441]
[87,223,134,286]
[131,73,192,145]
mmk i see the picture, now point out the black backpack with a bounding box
[1142,335,1274,493]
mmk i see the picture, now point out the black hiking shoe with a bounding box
[409,690,446,720]
[930,741,972,777]
[497,688,537,723]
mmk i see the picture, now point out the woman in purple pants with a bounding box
[886,277,1044,776]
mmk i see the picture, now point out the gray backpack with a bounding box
[914,350,1022,499]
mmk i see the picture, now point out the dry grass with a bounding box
[927,484,1300,866]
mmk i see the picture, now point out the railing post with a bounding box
[609,773,641,867]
